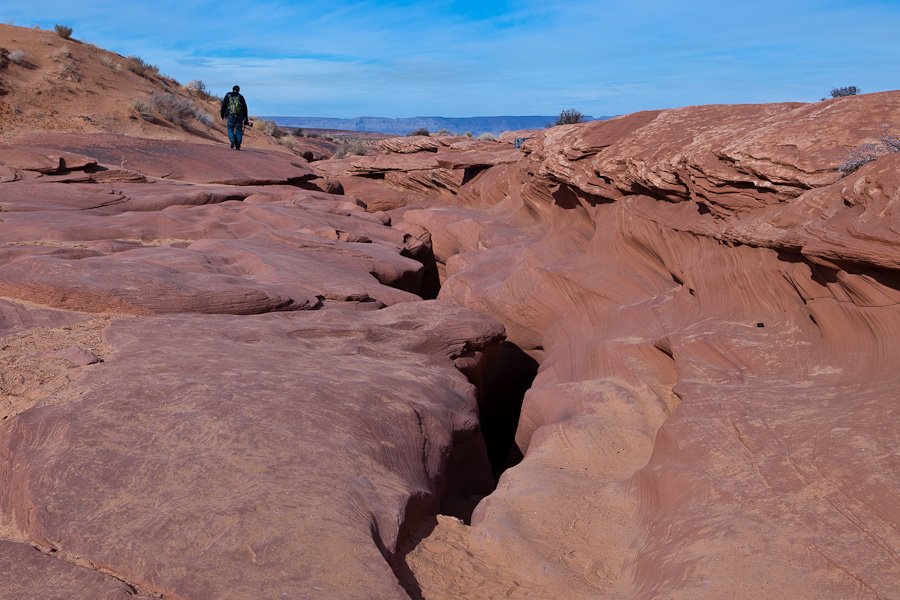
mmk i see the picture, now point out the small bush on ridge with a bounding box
[477,132,497,141]
[555,108,584,125]
[408,128,430,136]
[98,54,122,71]
[126,55,159,78]
[186,80,216,101]
[830,86,860,98]
[54,24,73,40]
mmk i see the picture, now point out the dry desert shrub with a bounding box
[98,53,122,72]
[839,143,883,176]
[255,119,285,138]
[838,127,900,176]
[54,24,74,40]
[408,128,430,136]
[186,80,216,101]
[195,112,214,128]
[126,55,159,78]
[146,93,208,127]
[149,93,193,124]
[132,100,154,120]
[477,132,497,141]
[333,140,370,158]
[882,130,900,153]
[9,50,26,65]
[555,108,584,125]
[53,48,81,82]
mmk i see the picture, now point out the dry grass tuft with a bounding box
[125,55,159,78]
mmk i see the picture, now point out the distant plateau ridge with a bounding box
[266,115,608,136]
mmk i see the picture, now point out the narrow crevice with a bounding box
[386,339,539,599]
[380,225,539,598]
[460,341,539,479]
[399,237,441,300]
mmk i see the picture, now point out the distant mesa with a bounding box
[267,115,610,136]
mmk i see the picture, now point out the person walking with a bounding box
[220,85,249,150]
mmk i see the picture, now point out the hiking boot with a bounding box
[230,142,234,149]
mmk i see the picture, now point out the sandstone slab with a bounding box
[0,302,503,599]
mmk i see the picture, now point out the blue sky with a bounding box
[5,1,899,117]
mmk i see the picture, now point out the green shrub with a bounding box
[53,24,73,40]
[554,108,584,125]
[830,86,860,98]
[408,128,430,136]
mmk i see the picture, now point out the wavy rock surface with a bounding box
[2,87,899,600]
[0,304,502,599]
[398,92,900,599]
[0,134,505,599]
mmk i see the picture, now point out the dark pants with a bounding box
[227,115,244,148]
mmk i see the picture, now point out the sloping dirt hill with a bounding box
[0,24,333,158]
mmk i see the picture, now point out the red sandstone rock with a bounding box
[399,94,900,599]
[0,302,503,599]
[2,52,900,599]
[10,133,316,185]
[0,540,152,600]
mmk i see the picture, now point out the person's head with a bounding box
[232,85,240,93]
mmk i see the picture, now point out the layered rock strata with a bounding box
[393,92,900,599]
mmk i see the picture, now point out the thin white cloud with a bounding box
[4,0,899,116]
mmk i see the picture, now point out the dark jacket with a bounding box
[220,92,249,124]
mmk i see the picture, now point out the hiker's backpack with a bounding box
[226,93,242,116]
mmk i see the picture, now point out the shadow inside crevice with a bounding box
[464,341,539,479]
[385,340,540,599]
